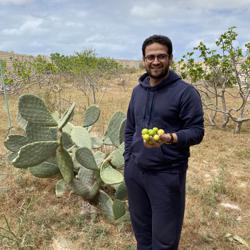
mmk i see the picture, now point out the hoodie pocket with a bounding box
[132,138,167,168]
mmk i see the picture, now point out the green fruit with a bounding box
[153,127,158,133]
[142,134,150,141]
[157,129,165,136]
[148,140,153,145]
[153,134,160,142]
[141,128,148,135]
[148,129,155,136]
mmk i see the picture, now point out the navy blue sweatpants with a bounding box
[124,157,186,250]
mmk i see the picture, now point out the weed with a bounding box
[200,166,227,207]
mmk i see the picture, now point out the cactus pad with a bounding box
[91,137,104,149]
[83,105,100,127]
[113,199,126,220]
[98,190,114,220]
[75,147,98,170]
[104,111,126,147]
[58,103,75,129]
[26,123,57,141]
[94,151,106,167]
[119,118,126,144]
[71,126,92,149]
[115,182,127,200]
[29,161,60,178]
[61,132,74,149]
[100,161,124,185]
[4,135,30,152]
[56,146,74,184]
[55,179,67,197]
[12,141,58,168]
[18,94,57,126]
[16,112,28,130]
[71,178,100,200]
[109,142,125,169]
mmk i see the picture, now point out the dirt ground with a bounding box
[0,76,249,249]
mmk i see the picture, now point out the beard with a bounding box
[146,65,169,80]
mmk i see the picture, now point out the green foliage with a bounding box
[4,94,128,222]
[178,27,250,132]
[0,59,14,85]
[32,55,58,75]
[50,49,122,76]
[179,26,249,87]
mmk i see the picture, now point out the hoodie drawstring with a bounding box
[143,89,156,128]
[143,89,149,120]
[148,92,155,127]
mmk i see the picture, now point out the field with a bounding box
[0,70,250,250]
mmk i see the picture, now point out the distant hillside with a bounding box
[115,59,141,69]
[0,51,141,69]
[0,51,34,67]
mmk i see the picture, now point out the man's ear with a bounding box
[169,54,173,64]
[142,57,146,67]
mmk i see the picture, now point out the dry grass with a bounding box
[0,71,250,250]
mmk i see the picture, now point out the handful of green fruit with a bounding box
[141,127,165,144]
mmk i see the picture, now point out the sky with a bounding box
[0,0,249,60]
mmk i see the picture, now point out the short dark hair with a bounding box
[142,35,173,57]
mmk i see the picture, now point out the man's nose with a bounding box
[152,57,161,63]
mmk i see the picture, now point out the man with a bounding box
[124,35,204,250]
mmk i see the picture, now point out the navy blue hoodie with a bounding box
[124,70,204,171]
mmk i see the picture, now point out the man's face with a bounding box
[143,42,172,80]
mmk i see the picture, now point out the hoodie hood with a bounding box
[139,70,181,126]
[139,69,181,91]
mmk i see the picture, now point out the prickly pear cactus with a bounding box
[4,94,128,222]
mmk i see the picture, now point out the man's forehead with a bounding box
[145,43,169,54]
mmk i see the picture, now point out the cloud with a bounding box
[130,3,165,18]
[0,0,249,59]
[0,0,32,5]
[2,16,44,35]
[180,0,250,10]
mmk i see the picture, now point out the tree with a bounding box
[179,27,250,133]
